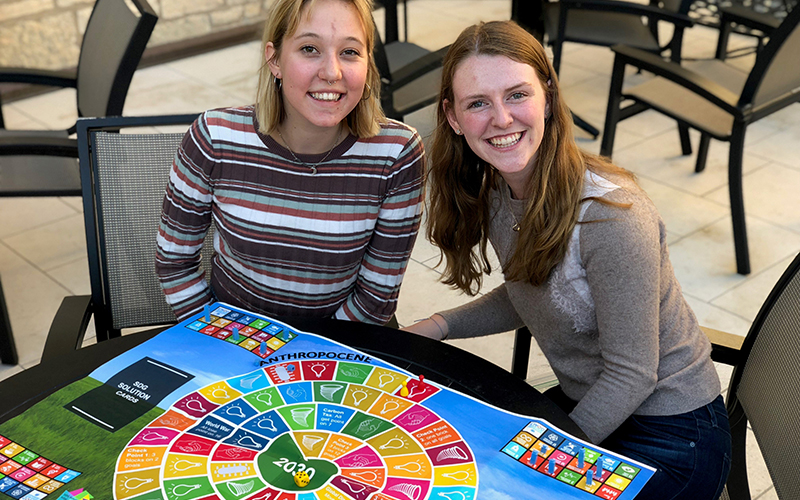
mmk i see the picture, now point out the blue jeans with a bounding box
[601,395,731,500]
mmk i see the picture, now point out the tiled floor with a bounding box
[1,1,796,497]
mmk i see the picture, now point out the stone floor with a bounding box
[2,1,797,497]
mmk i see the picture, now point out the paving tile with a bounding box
[3,212,87,271]
[669,216,800,301]
[711,254,797,325]
[0,197,78,239]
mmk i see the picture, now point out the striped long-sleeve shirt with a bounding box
[156,106,424,324]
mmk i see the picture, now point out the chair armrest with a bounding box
[41,295,93,364]
[390,45,450,88]
[702,325,745,365]
[611,44,741,115]
[0,136,78,157]
[719,5,781,34]
[0,67,77,89]
[560,0,694,28]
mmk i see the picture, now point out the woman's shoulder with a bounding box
[580,169,663,244]
[200,105,256,125]
[584,168,650,209]
[368,119,422,144]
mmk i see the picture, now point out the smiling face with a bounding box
[445,54,550,198]
[266,0,368,136]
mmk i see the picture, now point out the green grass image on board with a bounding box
[0,377,165,497]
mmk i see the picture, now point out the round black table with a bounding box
[0,318,585,440]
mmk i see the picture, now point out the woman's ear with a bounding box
[266,42,281,79]
[443,99,462,135]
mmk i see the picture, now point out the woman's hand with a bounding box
[401,314,449,341]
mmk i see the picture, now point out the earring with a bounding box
[455,129,462,135]
[274,76,282,91]
[361,83,372,100]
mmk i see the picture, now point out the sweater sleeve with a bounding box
[437,284,526,338]
[568,198,662,443]
[334,129,425,325]
[155,114,215,320]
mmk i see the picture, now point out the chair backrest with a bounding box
[727,251,800,499]
[740,5,800,108]
[76,0,158,119]
[76,114,214,338]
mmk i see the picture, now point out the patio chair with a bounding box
[373,26,449,121]
[599,5,800,275]
[714,251,800,500]
[41,114,210,363]
[0,0,157,197]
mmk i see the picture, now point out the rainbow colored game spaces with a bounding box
[112,354,472,500]
[0,435,80,500]
[501,422,644,499]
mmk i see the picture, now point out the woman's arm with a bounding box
[404,283,525,338]
[156,115,215,320]
[569,196,663,443]
[333,128,425,325]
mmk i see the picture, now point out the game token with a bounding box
[539,444,548,456]
[260,341,267,355]
[586,469,594,486]
[418,374,425,389]
[400,380,409,397]
[232,327,239,341]
[204,304,211,322]
[578,448,585,468]
[548,458,556,475]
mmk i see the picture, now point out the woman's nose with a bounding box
[492,104,513,128]
[320,54,342,83]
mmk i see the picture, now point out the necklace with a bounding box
[501,185,522,232]
[276,126,341,175]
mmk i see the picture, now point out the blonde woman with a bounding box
[157,0,424,325]
[406,21,730,499]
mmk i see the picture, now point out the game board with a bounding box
[0,303,655,500]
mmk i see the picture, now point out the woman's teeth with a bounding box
[488,132,522,148]
[311,92,342,101]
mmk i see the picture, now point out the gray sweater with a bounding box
[438,171,721,443]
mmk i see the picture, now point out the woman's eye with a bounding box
[342,48,361,57]
[300,45,317,54]
[510,92,526,100]
[467,101,485,109]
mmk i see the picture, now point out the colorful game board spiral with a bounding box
[112,359,478,500]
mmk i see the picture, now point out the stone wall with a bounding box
[0,0,273,70]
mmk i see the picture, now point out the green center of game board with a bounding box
[256,434,338,491]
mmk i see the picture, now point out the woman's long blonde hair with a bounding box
[428,21,630,294]
[255,0,385,137]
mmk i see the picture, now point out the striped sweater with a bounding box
[156,106,424,324]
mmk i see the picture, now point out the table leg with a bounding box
[0,275,19,365]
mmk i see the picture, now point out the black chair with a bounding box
[41,114,209,363]
[516,0,695,140]
[374,0,408,43]
[712,252,800,500]
[373,27,449,122]
[0,0,157,197]
[600,6,800,275]
[0,279,16,365]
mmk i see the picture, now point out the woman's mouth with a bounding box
[310,92,343,102]
[487,132,523,148]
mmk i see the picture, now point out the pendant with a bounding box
[310,166,317,175]
[512,223,520,232]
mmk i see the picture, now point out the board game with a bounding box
[0,303,655,500]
